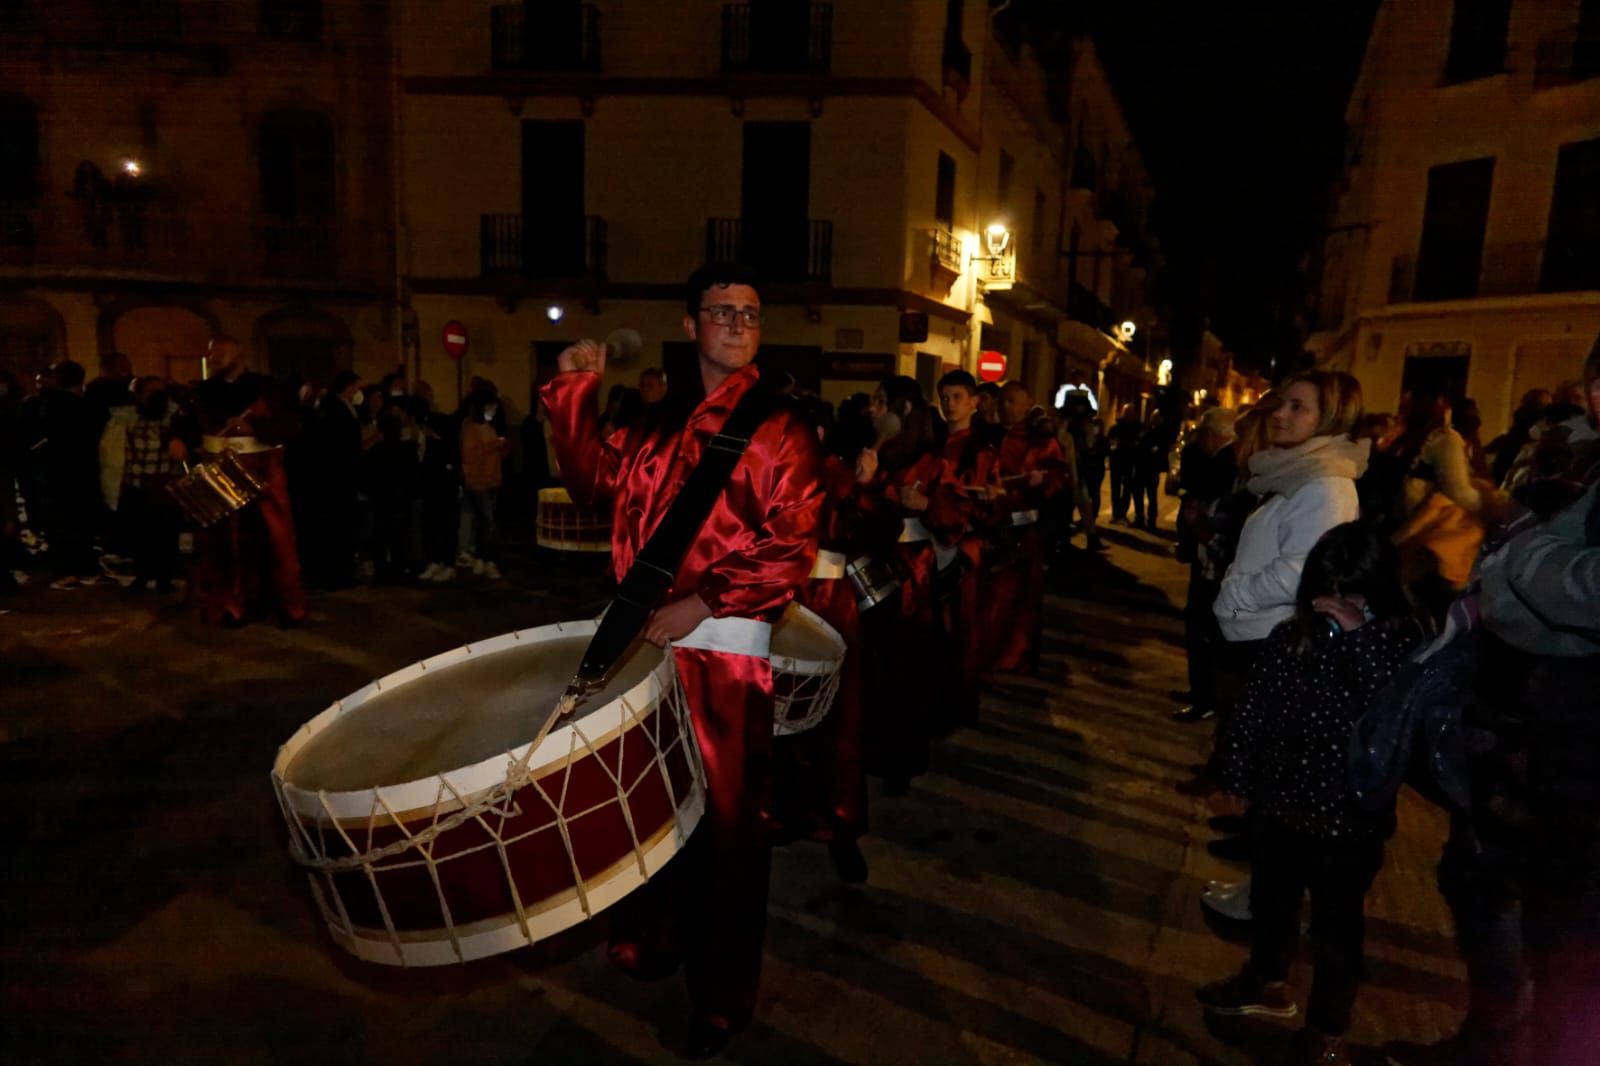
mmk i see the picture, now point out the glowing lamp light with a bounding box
[1158,358,1174,387]
[121,159,142,178]
[984,222,1012,258]
[545,305,564,323]
[1118,320,1136,342]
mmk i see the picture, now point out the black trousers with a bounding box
[1248,819,1385,1036]
[118,485,180,586]
[1184,569,1223,712]
[1133,474,1160,528]
[1109,463,1133,521]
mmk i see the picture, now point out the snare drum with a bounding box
[166,449,265,527]
[271,621,703,967]
[536,487,612,552]
[770,603,846,736]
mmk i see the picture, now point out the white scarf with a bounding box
[1246,434,1370,497]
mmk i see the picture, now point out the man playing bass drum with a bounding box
[541,261,823,1059]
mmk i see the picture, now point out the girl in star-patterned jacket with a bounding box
[1198,521,1429,1066]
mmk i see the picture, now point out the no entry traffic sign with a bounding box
[978,350,1008,383]
[442,321,468,361]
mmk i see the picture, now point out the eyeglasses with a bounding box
[699,305,762,328]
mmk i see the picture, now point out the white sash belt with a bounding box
[1011,509,1040,527]
[899,517,932,543]
[810,549,847,580]
[673,615,772,659]
[202,434,274,455]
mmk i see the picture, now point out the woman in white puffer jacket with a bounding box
[1214,371,1368,650]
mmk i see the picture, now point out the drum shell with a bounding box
[845,554,901,612]
[272,621,704,967]
[770,602,846,736]
[535,487,612,552]
[166,449,265,527]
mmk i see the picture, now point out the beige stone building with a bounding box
[397,0,1163,422]
[0,0,397,389]
[1307,0,1600,436]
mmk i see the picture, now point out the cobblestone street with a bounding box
[2,526,1465,1064]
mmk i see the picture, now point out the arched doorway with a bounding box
[111,305,215,383]
[254,305,352,388]
[0,294,66,385]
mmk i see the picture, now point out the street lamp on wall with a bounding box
[973,221,1016,291]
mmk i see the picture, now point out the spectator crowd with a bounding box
[1169,340,1600,1065]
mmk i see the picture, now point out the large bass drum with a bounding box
[271,621,703,967]
[535,487,612,552]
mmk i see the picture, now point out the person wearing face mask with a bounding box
[1211,372,1367,719]
[100,376,188,591]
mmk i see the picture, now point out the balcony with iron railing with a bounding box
[480,213,608,281]
[705,217,831,284]
[1535,26,1600,88]
[490,3,602,72]
[931,226,962,274]
[1389,240,1600,303]
[721,2,831,74]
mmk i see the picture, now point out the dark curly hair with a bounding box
[1289,521,1426,655]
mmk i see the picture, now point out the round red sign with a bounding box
[977,350,1008,383]
[442,321,468,361]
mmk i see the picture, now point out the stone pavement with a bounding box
[1,526,1466,1064]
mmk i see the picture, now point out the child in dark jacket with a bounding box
[1199,521,1427,1066]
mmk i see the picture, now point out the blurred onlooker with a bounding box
[599,384,644,439]
[1473,481,1600,1065]
[1353,413,1406,535]
[100,376,187,590]
[28,360,102,590]
[310,370,363,588]
[0,368,24,597]
[1453,398,1490,480]
[414,381,460,582]
[1132,409,1171,531]
[1060,391,1106,550]
[638,367,668,406]
[1488,389,1552,487]
[1391,386,1493,618]
[1107,404,1143,524]
[365,406,422,582]
[459,384,508,580]
[976,381,1002,426]
[1174,406,1238,724]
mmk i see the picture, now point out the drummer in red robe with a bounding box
[930,369,1001,731]
[541,262,822,1059]
[984,381,1067,678]
[858,376,947,793]
[773,395,876,882]
[191,337,307,627]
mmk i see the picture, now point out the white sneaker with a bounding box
[11,570,28,587]
[418,563,441,581]
[430,565,455,582]
[483,562,502,581]
[455,551,475,568]
[471,558,486,576]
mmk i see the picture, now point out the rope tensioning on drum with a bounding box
[282,646,706,964]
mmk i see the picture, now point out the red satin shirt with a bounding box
[540,365,823,621]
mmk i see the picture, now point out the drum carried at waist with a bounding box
[271,621,703,967]
[770,603,846,736]
[166,448,266,527]
[536,487,612,553]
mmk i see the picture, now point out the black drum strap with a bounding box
[573,383,783,686]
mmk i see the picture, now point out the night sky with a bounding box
[1005,0,1382,374]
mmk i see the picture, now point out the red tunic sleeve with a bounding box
[539,371,620,507]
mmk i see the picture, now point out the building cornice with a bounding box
[0,273,384,304]
[1361,291,1600,322]
[400,74,983,152]
[405,275,972,325]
